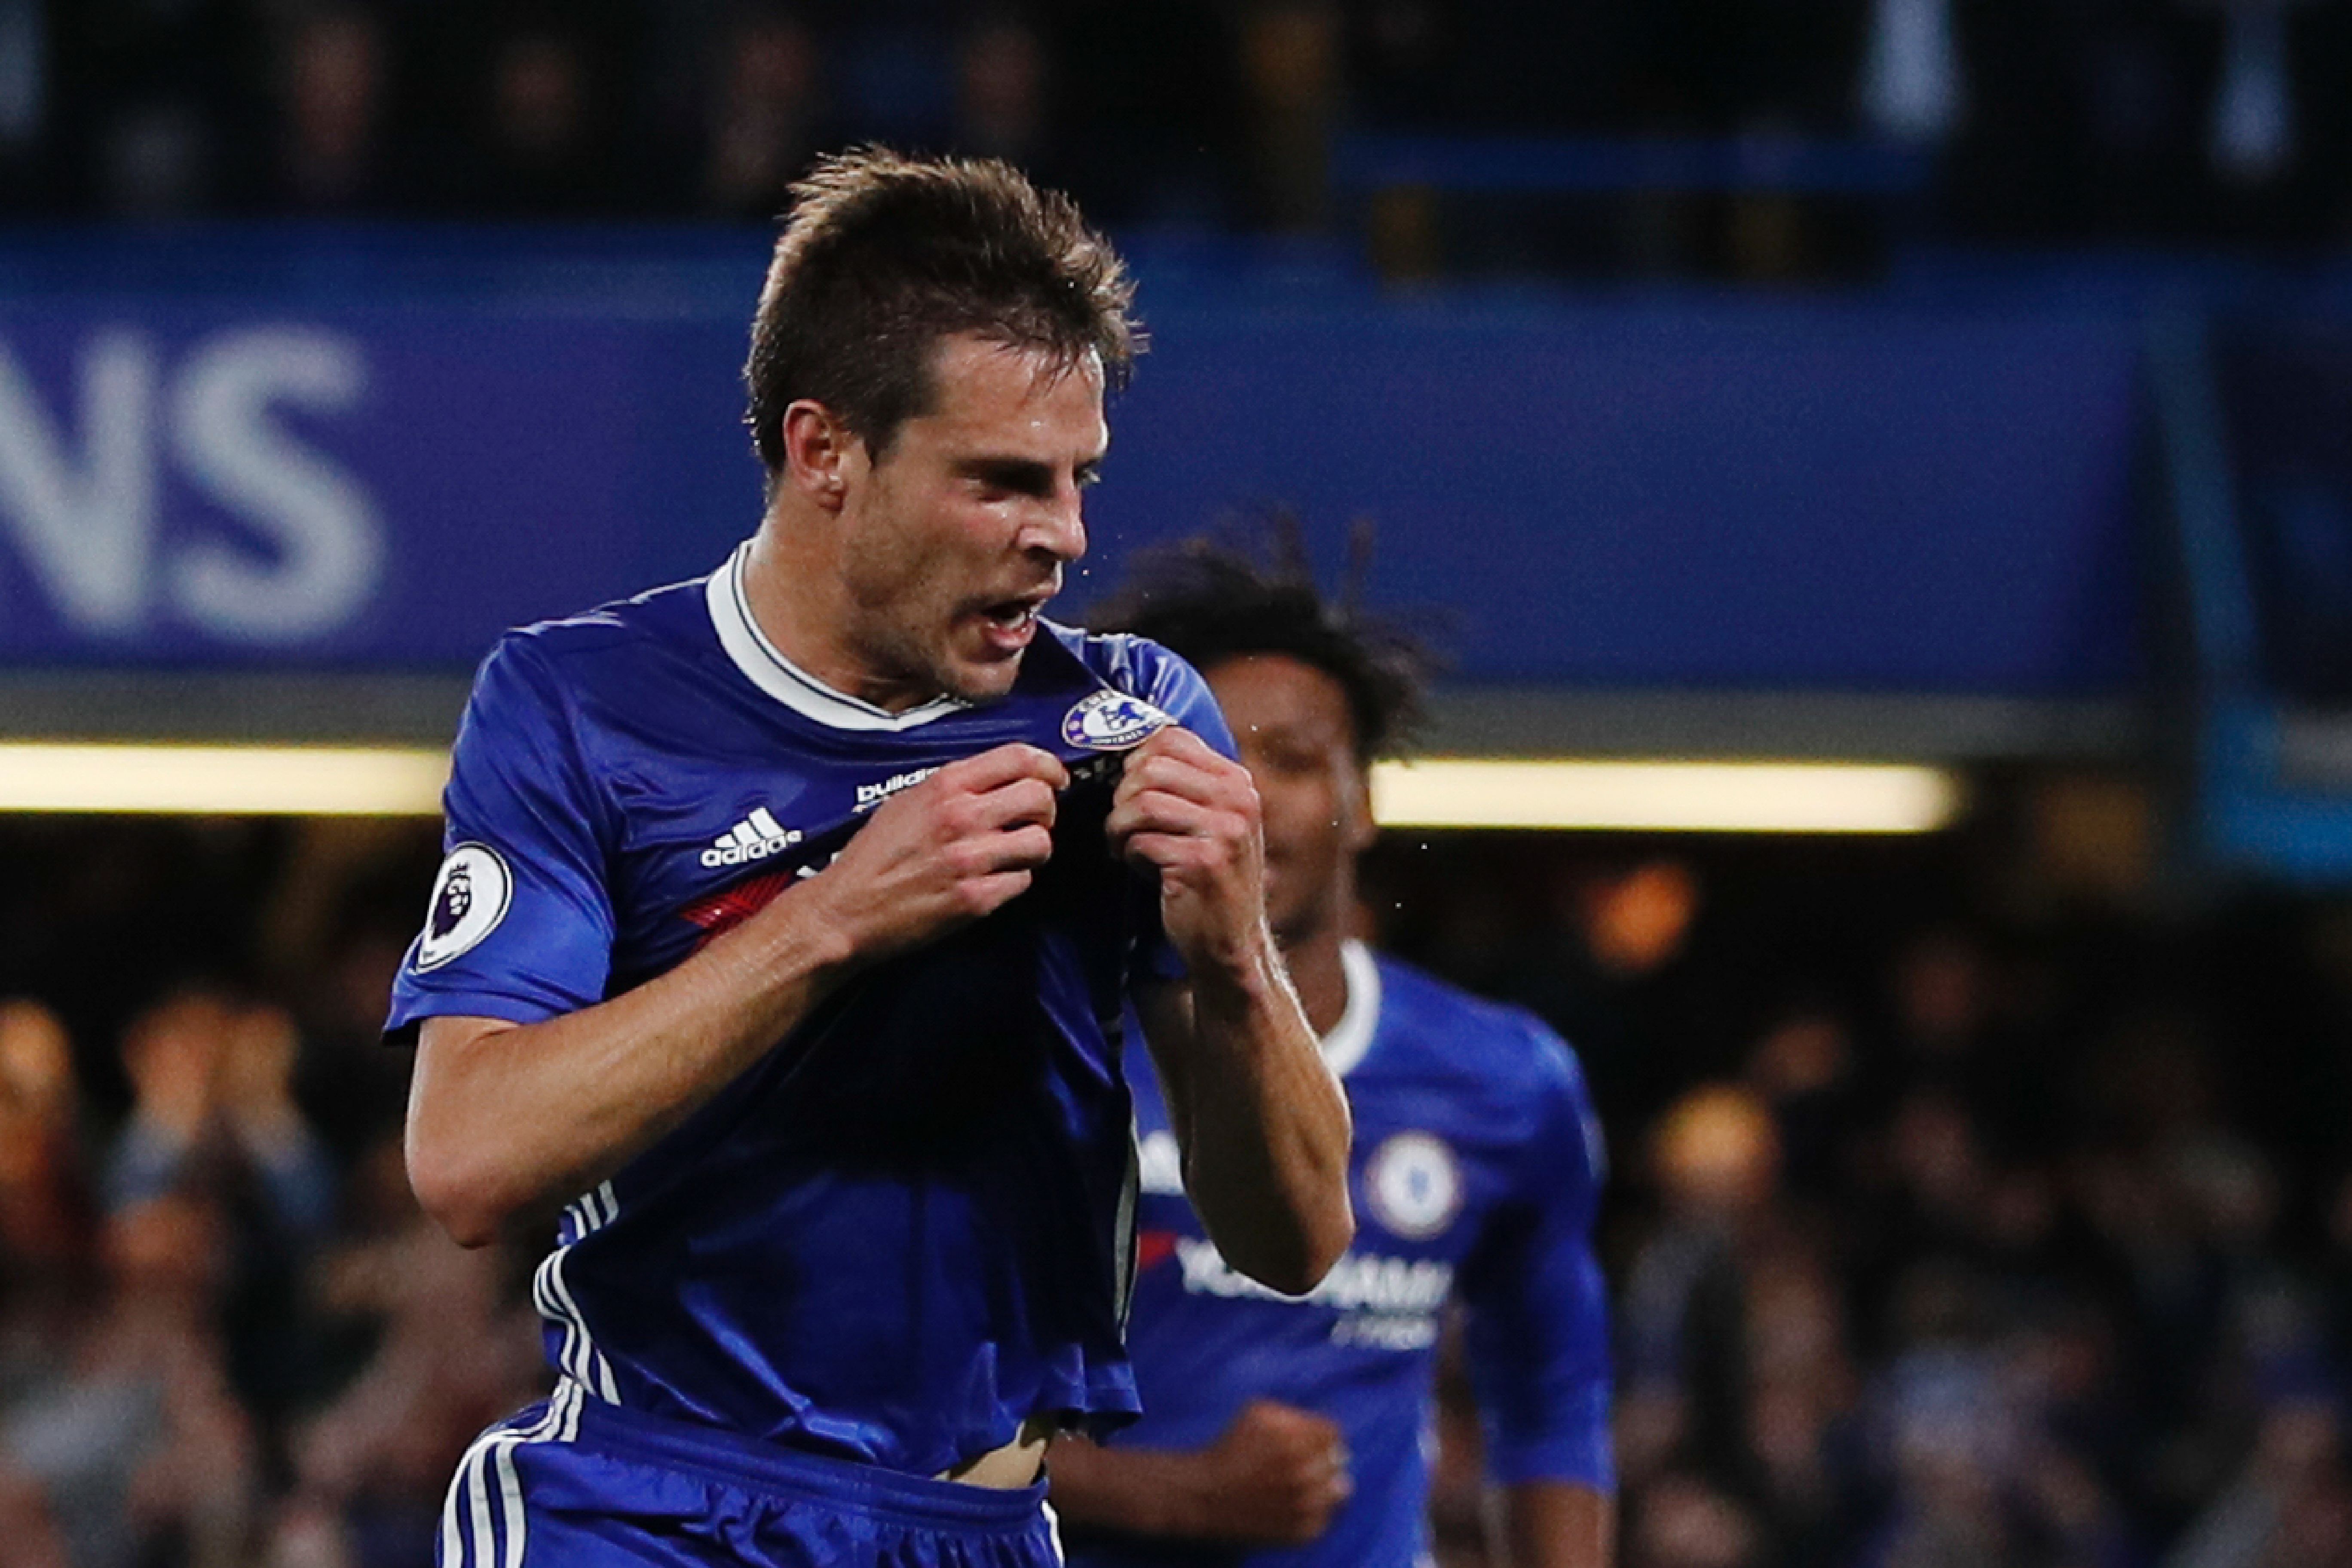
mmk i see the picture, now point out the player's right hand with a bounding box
[1188,1399,1352,1545]
[806,743,1068,963]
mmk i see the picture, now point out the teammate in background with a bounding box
[1054,538,1614,1568]
[387,152,1353,1567]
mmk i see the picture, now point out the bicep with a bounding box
[415,1013,520,1067]
[406,1014,520,1134]
[403,1013,530,1243]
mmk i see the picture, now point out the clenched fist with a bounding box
[1106,727,1271,977]
[810,743,1068,963]
[1189,1399,1353,1545]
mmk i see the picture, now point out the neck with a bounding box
[742,511,933,713]
[1280,917,1352,1039]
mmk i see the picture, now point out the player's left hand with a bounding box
[1106,727,1269,977]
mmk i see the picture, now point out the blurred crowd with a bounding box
[4,0,2352,269]
[1378,832,2352,1568]
[3,808,2352,1566]
[0,815,536,1568]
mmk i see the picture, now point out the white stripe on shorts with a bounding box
[537,1185,621,1401]
[439,1381,582,1567]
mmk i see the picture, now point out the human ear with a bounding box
[779,401,859,511]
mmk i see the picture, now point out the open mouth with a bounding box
[972,594,1050,654]
[982,581,1057,628]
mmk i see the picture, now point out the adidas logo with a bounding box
[699,806,804,869]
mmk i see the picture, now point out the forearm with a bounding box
[1156,945,1353,1294]
[1047,1437,1211,1538]
[406,886,857,1245]
[1500,1481,1614,1568]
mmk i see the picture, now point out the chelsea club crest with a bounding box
[1062,689,1174,751]
[1363,1131,1464,1241]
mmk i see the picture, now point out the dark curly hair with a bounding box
[744,147,1141,473]
[1088,526,1432,765]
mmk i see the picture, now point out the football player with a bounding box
[1054,538,1614,1568]
[388,153,1353,1568]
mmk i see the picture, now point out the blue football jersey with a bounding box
[1066,943,1613,1568]
[386,542,1234,1480]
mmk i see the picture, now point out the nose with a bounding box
[1032,482,1088,565]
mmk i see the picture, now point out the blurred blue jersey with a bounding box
[1066,943,1613,1568]
[387,542,1233,1480]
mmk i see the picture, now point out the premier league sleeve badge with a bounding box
[413,843,514,971]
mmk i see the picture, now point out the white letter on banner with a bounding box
[171,328,382,643]
[0,331,159,634]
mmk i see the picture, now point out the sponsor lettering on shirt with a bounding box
[1169,1234,1452,1351]
[856,767,940,812]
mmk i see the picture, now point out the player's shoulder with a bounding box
[472,576,713,710]
[1037,622,1230,752]
[1369,954,1602,1177]
[497,575,709,668]
[1370,951,1587,1100]
[1040,622,1200,703]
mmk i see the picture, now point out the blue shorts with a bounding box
[439,1381,1062,1567]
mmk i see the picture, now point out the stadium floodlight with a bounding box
[0,746,1962,832]
[1369,758,1963,833]
[0,744,449,815]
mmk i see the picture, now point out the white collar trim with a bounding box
[705,543,968,732]
[1320,940,1381,1078]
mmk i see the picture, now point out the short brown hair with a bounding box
[744,147,1141,471]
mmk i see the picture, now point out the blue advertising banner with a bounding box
[0,232,2147,695]
[0,306,754,665]
[1096,304,2144,693]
